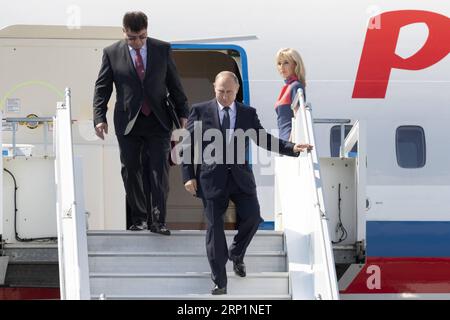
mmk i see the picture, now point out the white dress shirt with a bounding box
[128,43,148,69]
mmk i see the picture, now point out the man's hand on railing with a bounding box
[95,122,108,140]
[293,143,314,153]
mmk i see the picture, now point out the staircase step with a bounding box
[87,230,284,253]
[88,252,286,273]
[90,272,289,296]
[3,244,58,263]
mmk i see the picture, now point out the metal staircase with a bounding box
[87,230,290,300]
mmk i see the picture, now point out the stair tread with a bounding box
[88,251,286,257]
[88,230,284,236]
[90,272,289,278]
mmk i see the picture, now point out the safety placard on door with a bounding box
[6,98,21,113]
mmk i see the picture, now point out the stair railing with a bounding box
[54,88,90,299]
[275,88,339,300]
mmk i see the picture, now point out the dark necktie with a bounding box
[221,107,231,165]
[135,48,151,116]
[221,107,230,140]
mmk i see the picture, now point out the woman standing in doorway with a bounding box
[274,48,306,141]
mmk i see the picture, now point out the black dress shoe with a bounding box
[128,221,147,231]
[211,285,227,295]
[233,259,246,277]
[149,223,171,236]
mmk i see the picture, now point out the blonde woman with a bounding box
[274,48,306,141]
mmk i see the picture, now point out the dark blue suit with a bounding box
[182,99,298,288]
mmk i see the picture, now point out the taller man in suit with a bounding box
[182,71,312,294]
[93,11,189,235]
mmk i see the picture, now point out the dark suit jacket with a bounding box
[182,99,299,199]
[93,37,189,135]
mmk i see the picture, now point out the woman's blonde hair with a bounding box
[276,48,306,87]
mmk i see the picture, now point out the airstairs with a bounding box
[88,230,289,299]
[4,87,339,299]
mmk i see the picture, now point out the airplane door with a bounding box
[165,45,249,230]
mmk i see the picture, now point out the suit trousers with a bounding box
[202,170,263,288]
[117,112,171,228]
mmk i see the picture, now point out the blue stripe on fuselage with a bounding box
[367,221,450,257]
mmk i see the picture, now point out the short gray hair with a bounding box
[214,71,239,85]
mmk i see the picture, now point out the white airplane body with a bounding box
[0,0,449,299]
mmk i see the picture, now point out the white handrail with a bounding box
[276,88,339,299]
[54,88,90,300]
[343,120,359,157]
[296,89,339,299]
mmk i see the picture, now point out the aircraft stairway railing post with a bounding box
[54,88,90,300]
[274,89,339,300]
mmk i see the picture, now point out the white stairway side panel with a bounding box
[55,89,90,300]
[73,156,91,298]
[275,156,314,300]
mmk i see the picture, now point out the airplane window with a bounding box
[330,125,358,157]
[396,126,426,168]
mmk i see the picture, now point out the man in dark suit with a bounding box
[182,71,312,294]
[93,11,189,235]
